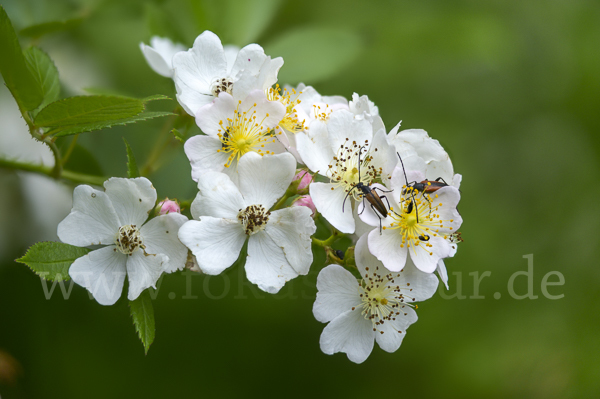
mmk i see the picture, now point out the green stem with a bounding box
[271,191,292,211]
[61,134,79,165]
[311,229,345,247]
[0,158,107,186]
[140,114,177,176]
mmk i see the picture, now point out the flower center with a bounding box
[357,265,415,334]
[115,224,144,255]
[326,140,382,202]
[385,191,454,256]
[311,103,334,122]
[237,204,271,235]
[216,101,277,168]
[210,77,233,97]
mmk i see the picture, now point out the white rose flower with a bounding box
[178,152,316,294]
[140,36,187,78]
[359,165,463,273]
[184,90,286,183]
[296,109,397,233]
[57,178,188,305]
[313,234,438,364]
[173,30,283,116]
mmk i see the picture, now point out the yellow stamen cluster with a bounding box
[216,101,276,168]
[386,188,453,256]
[267,84,306,134]
[353,265,415,333]
[326,139,383,202]
[312,104,334,122]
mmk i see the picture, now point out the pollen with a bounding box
[358,265,415,333]
[115,224,144,255]
[266,85,306,133]
[218,101,275,168]
[237,204,271,235]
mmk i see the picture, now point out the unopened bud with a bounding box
[292,195,316,217]
[157,198,180,215]
[292,170,313,190]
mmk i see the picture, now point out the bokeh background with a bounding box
[1,0,599,397]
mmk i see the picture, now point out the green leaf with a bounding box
[24,46,60,115]
[16,242,90,282]
[19,17,83,39]
[129,289,155,354]
[220,0,284,45]
[123,138,140,178]
[264,27,364,85]
[50,111,175,137]
[35,95,144,128]
[0,6,43,110]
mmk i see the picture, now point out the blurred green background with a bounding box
[1,0,599,397]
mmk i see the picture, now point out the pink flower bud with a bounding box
[293,170,313,190]
[292,195,316,217]
[157,198,180,215]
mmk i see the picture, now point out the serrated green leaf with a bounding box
[35,95,144,128]
[142,94,171,102]
[24,46,60,115]
[16,242,90,282]
[19,17,83,39]
[171,128,185,143]
[264,27,363,85]
[50,111,175,137]
[0,6,44,111]
[129,289,155,354]
[123,138,140,178]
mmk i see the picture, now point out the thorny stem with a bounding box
[0,158,107,186]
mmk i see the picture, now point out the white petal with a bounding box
[374,307,417,353]
[313,265,362,323]
[178,218,246,275]
[172,31,226,115]
[430,186,463,232]
[184,134,229,180]
[57,185,120,246]
[232,56,284,100]
[369,128,397,178]
[69,246,127,306]
[399,257,440,301]
[175,89,214,117]
[140,42,172,78]
[409,235,450,273]
[195,92,237,137]
[104,177,156,227]
[238,152,296,209]
[327,110,372,153]
[319,309,375,364]
[230,44,267,79]
[396,129,448,163]
[223,44,240,72]
[310,182,356,234]
[140,213,189,273]
[367,228,408,273]
[126,250,169,301]
[190,170,245,220]
[437,259,449,290]
[295,121,334,175]
[265,207,316,275]
[239,89,285,129]
[245,230,298,294]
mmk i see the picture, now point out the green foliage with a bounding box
[24,46,60,115]
[19,17,83,39]
[0,5,43,111]
[61,143,104,176]
[171,128,185,143]
[123,138,140,178]
[16,242,90,282]
[264,27,363,85]
[34,95,145,128]
[129,289,155,355]
[50,111,176,137]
